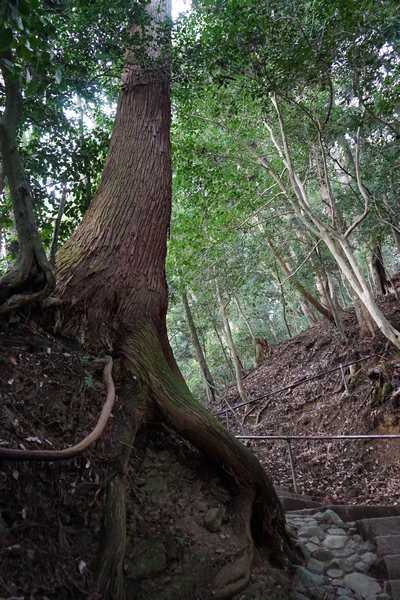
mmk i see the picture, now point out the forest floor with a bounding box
[0,293,399,599]
[213,292,400,507]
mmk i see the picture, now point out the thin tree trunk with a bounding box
[322,269,347,342]
[50,186,68,266]
[274,267,292,338]
[370,245,390,296]
[391,225,400,262]
[299,299,318,326]
[233,295,270,367]
[267,239,334,322]
[181,289,217,404]
[269,93,400,349]
[0,50,55,317]
[211,318,236,380]
[215,281,250,404]
[233,295,256,343]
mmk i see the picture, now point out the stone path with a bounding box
[287,508,394,600]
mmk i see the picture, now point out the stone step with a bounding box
[283,501,400,520]
[387,578,400,600]
[376,535,400,557]
[274,486,290,494]
[384,555,400,580]
[278,495,323,513]
[356,516,400,541]
[277,491,313,501]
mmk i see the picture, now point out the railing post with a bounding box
[340,364,349,396]
[286,438,299,495]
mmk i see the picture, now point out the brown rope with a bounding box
[0,356,115,461]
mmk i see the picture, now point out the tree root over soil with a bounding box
[92,328,290,600]
[0,356,115,461]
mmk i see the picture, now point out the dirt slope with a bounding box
[212,293,400,506]
[0,294,400,599]
[0,322,291,599]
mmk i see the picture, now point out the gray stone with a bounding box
[362,552,379,567]
[314,550,333,562]
[204,508,223,533]
[309,587,334,600]
[294,566,325,588]
[339,556,359,572]
[307,558,326,575]
[313,512,325,521]
[337,597,354,600]
[384,554,400,579]
[310,535,322,544]
[343,573,382,597]
[323,509,345,527]
[376,534,400,557]
[331,539,360,557]
[327,527,346,535]
[353,534,363,543]
[337,591,354,599]
[293,593,309,600]
[285,524,296,537]
[327,558,341,569]
[355,561,369,572]
[360,541,376,554]
[326,568,344,578]
[298,525,325,540]
[323,535,348,550]
[365,595,392,600]
[306,541,320,553]
[295,541,311,561]
[332,578,345,585]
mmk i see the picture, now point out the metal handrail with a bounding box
[235,433,400,495]
[213,349,389,417]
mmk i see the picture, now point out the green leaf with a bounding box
[0,29,13,51]
[54,68,62,84]
[1,58,15,73]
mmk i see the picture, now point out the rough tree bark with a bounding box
[0,50,55,317]
[53,2,287,598]
[370,245,390,296]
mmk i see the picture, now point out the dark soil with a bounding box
[213,293,400,507]
[0,293,399,599]
[0,321,291,600]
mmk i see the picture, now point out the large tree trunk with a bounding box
[54,2,286,598]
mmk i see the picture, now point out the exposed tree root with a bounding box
[0,248,56,319]
[0,356,115,461]
[110,327,290,599]
[95,376,149,600]
[206,488,255,599]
